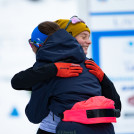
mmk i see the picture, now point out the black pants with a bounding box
[37,128,54,134]
[56,121,115,134]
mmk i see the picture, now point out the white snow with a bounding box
[0,0,78,133]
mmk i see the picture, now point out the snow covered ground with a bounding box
[0,0,78,133]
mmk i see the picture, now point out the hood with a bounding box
[36,29,86,64]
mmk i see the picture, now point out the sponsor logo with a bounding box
[128,96,134,106]
[124,112,134,117]
[110,77,134,82]
[122,86,134,91]
[123,41,134,53]
[124,62,134,71]
[97,0,108,1]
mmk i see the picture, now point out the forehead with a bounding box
[79,31,90,36]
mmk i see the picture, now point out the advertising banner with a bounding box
[89,0,134,133]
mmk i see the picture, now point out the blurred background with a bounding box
[0,0,134,133]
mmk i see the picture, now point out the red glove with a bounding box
[54,63,83,77]
[85,60,104,82]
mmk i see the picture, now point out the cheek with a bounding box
[31,45,38,53]
[77,39,84,46]
[82,47,87,55]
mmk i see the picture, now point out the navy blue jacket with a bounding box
[25,29,102,123]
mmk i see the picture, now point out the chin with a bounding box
[84,51,87,55]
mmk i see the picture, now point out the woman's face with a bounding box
[75,31,91,55]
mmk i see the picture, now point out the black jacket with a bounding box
[11,63,57,90]
[12,29,120,125]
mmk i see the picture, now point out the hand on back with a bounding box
[85,59,104,82]
[54,63,83,78]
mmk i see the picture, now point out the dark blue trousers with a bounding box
[56,121,115,134]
